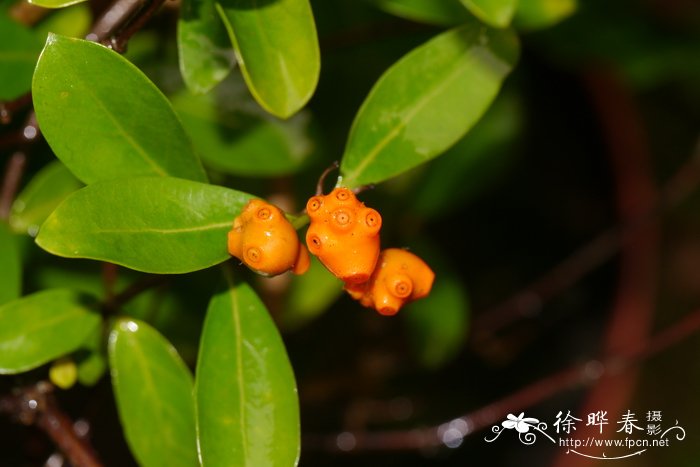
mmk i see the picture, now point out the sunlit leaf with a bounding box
[0,15,42,100]
[10,160,82,237]
[216,0,320,118]
[172,81,314,176]
[0,224,21,306]
[178,0,235,94]
[33,34,207,184]
[109,319,197,467]
[35,177,255,274]
[368,0,472,26]
[340,21,519,187]
[514,0,577,30]
[28,0,87,9]
[196,278,300,466]
[0,289,100,374]
[460,0,517,28]
[281,255,343,331]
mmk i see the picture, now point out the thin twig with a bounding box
[88,0,168,52]
[0,152,27,220]
[0,382,103,467]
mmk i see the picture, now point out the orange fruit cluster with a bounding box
[227,199,309,276]
[227,189,434,315]
[306,188,434,315]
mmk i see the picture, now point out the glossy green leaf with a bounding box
[109,319,197,467]
[404,273,470,369]
[33,34,207,184]
[281,255,343,331]
[0,15,42,100]
[0,224,21,306]
[172,81,314,176]
[340,21,519,188]
[412,91,522,219]
[460,0,517,28]
[369,0,472,26]
[196,279,300,466]
[216,0,320,118]
[34,3,92,38]
[0,289,101,374]
[514,0,576,30]
[28,0,87,9]
[178,0,236,94]
[36,177,255,274]
[10,160,82,237]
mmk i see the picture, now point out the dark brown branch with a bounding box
[0,93,32,125]
[0,152,27,221]
[88,0,168,52]
[0,382,103,467]
[303,305,700,453]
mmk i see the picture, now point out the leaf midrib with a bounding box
[228,286,250,463]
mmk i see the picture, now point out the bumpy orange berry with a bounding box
[228,199,310,276]
[305,187,382,284]
[344,248,434,316]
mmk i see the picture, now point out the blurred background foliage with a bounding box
[1,0,700,465]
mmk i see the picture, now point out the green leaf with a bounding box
[10,160,83,237]
[281,255,343,331]
[404,274,470,368]
[0,224,21,306]
[0,289,101,374]
[34,3,92,38]
[0,15,43,100]
[460,0,517,28]
[196,278,300,466]
[178,0,236,94]
[172,80,314,177]
[36,177,255,274]
[76,325,107,386]
[340,21,519,188]
[368,0,472,26]
[514,0,576,30]
[109,319,197,467]
[216,0,320,118]
[32,34,207,185]
[28,0,87,9]
[411,91,522,219]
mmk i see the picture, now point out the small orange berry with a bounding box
[228,199,310,276]
[344,248,434,316]
[305,187,382,283]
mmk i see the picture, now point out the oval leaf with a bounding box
[0,289,101,374]
[178,0,236,94]
[460,0,517,28]
[216,0,320,119]
[28,0,87,9]
[369,0,473,26]
[109,319,197,467]
[196,279,300,466]
[514,0,577,30]
[340,21,519,188]
[173,83,314,176]
[33,34,207,184]
[35,177,255,274]
[0,224,21,306]
[10,160,83,237]
[0,15,42,100]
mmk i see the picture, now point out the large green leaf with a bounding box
[460,0,517,28]
[369,0,472,26]
[0,289,101,374]
[178,0,236,94]
[216,0,320,119]
[0,15,42,100]
[340,21,519,188]
[35,177,255,274]
[32,34,207,184]
[172,80,314,176]
[0,224,21,306]
[196,279,300,466]
[514,0,577,30]
[109,319,197,467]
[10,160,82,237]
